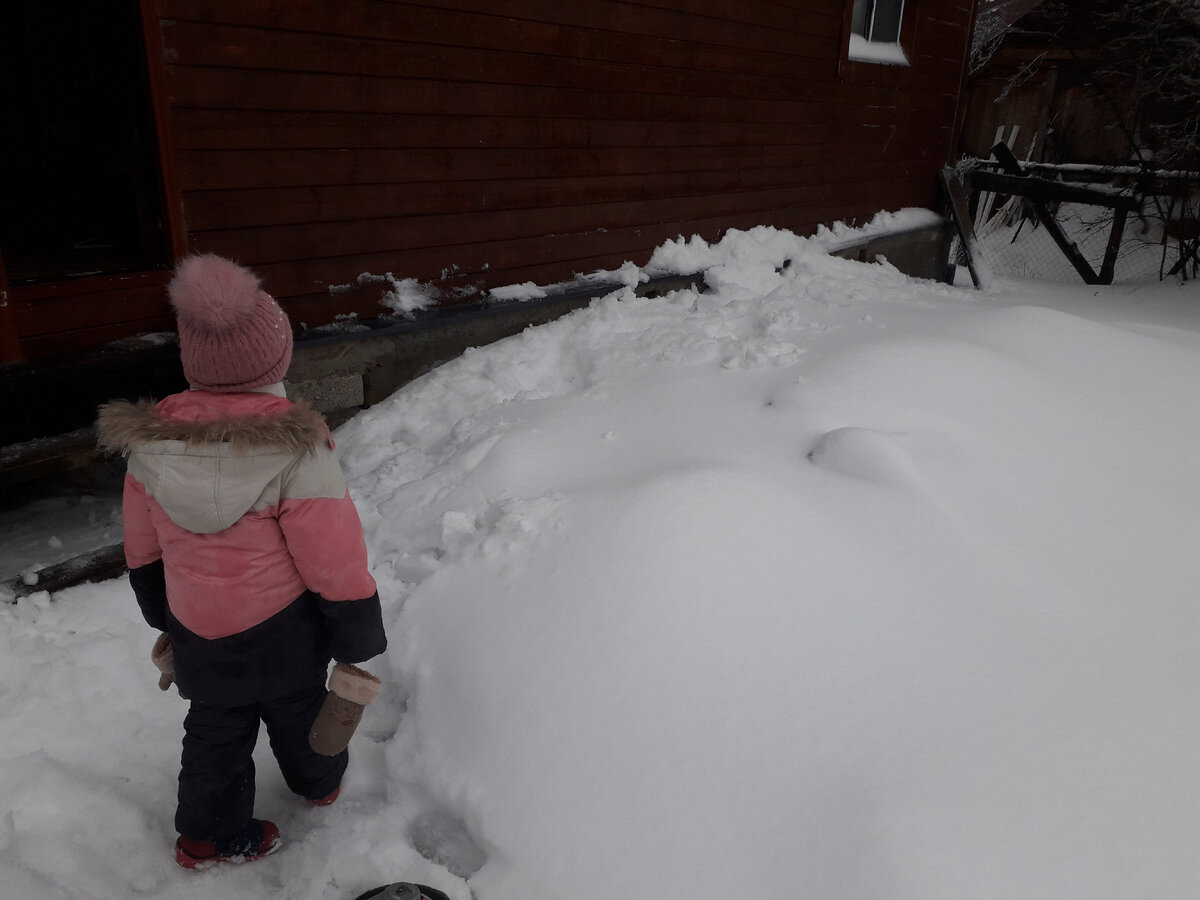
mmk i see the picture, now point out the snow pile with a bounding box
[3,223,1200,900]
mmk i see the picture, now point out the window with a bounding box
[852,0,904,43]
[848,0,909,65]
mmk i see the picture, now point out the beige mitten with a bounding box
[309,663,382,756]
[151,632,187,698]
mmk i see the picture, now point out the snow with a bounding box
[1,465,125,589]
[847,34,910,66]
[341,273,438,316]
[487,281,548,301]
[487,260,651,303]
[4,222,1200,899]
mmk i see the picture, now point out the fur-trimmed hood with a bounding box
[97,397,329,457]
[97,392,337,534]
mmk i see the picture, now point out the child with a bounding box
[97,255,387,868]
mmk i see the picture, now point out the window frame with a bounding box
[852,0,906,44]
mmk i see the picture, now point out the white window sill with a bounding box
[847,34,910,66]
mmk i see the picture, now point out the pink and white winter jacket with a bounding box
[105,387,376,635]
[98,387,385,704]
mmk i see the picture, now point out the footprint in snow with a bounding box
[408,808,488,878]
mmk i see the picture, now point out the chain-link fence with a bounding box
[954,161,1200,286]
[974,200,1185,284]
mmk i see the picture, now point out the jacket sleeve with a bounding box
[318,592,387,663]
[130,560,169,631]
[277,448,386,662]
[123,474,169,630]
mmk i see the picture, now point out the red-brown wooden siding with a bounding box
[7,0,975,356]
[163,0,974,326]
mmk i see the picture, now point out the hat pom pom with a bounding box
[168,254,265,331]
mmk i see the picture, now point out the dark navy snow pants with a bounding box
[175,686,347,840]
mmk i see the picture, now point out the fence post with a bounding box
[992,141,1101,285]
[940,167,986,289]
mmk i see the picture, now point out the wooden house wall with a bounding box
[6,0,975,359]
[158,0,974,329]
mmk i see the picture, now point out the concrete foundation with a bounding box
[828,220,956,281]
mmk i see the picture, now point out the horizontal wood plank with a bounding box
[161,0,844,59]
[11,286,173,336]
[18,315,176,357]
[619,0,841,28]
[172,109,858,152]
[163,21,836,97]
[165,66,957,123]
[175,131,950,191]
[179,132,949,229]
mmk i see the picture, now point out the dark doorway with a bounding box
[1,2,169,284]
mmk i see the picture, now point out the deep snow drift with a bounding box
[3,220,1200,900]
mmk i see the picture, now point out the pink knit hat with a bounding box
[167,254,293,393]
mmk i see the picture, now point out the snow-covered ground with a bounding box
[3,219,1200,899]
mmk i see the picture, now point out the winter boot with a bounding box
[174,819,281,869]
[306,784,341,807]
